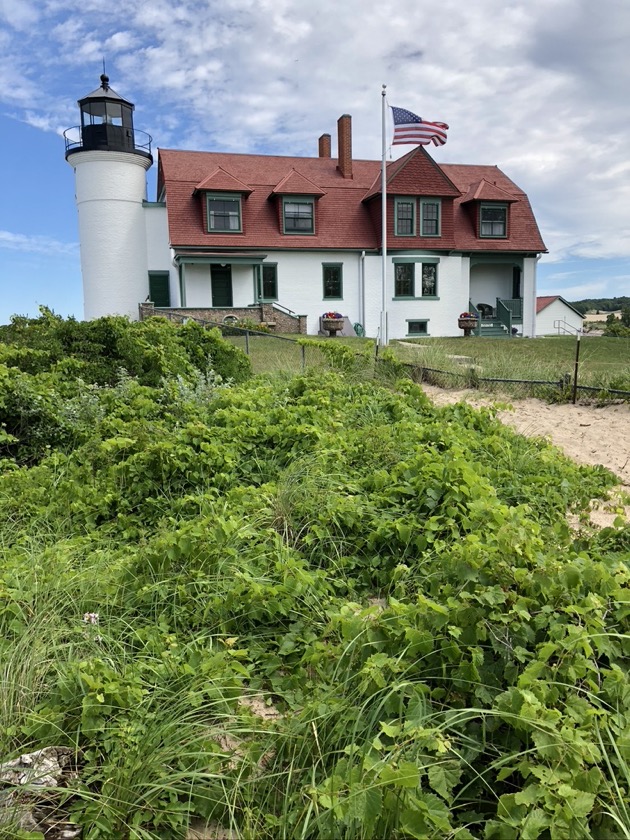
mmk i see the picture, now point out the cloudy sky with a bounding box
[1,0,629,323]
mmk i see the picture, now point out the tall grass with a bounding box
[390,336,630,398]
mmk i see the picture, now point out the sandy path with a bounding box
[422,385,630,524]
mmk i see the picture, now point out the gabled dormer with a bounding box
[271,169,326,235]
[362,146,460,246]
[194,167,253,234]
[460,179,518,239]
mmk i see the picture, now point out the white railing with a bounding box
[553,319,582,336]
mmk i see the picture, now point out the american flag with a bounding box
[391,107,449,146]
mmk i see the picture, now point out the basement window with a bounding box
[407,320,429,336]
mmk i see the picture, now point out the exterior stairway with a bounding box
[478,318,511,337]
[469,298,523,338]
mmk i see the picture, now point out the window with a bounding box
[323,264,343,299]
[407,320,429,336]
[394,260,439,298]
[480,204,507,237]
[148,271,170,307]
[258,264,278,300]
[207,195,242,232]
[395,263,415,297]
[421,264,437,296]
[283,198,314,233]
[395,199,415,236]
[420,200,440,236]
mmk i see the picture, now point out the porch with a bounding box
[467,298,523,337]
[139,300,307,334]
[143,251,307,333]
[469,256,525,337]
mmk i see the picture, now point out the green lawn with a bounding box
[222,332,377,375]
[223,331,630,396]
[389,335,630,394]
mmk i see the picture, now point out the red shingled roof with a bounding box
[536,295,559,313]
[271,168,326,196]
[443,163,546,253]
[460,178,518,203]
[158,146,547,253]
[194,167,252,194]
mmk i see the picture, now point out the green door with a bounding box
[148,272,171,307]
[211,265,233,307]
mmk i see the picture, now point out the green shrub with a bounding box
[0,364,627,839]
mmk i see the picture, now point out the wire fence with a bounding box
[405,363,630,399]
[179,317,630,402]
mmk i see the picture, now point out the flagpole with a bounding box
[380,84,387,347]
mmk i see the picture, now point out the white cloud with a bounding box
[0,0,38,29]
[0,0,627,297]
[0,231,78,257]
[105,31,138,52]
[538,281,609,299]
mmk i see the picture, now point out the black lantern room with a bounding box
[65,74,152,161]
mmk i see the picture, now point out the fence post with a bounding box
[572,333,581,404]
[245,330,250,355]
[301,343,306,371]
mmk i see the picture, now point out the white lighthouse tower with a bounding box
[65,74,153,320]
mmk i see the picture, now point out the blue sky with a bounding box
[1,0,629,324]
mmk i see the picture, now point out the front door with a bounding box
[512,267,522,300]
[211,265,233,307]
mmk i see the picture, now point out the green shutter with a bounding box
[148,272,170,307]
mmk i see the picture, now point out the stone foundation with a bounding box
[138,302,307,334]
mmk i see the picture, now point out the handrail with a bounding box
[271,302,298,318]
[64,125,153,157]
[496,298,512,334]
[500,298,523,319]
[553,319,581,336]
[468,301,482,336]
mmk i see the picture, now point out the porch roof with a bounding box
[174,251,268,265]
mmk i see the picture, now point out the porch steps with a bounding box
[478,319,511,337]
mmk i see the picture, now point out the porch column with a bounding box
[522,257,537,337]
[178,263,187,307]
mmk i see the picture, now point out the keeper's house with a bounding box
[65,75,547,339]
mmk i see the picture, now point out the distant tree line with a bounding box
[569,296,630,315]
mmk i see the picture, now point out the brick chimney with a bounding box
[318,133,331,158]
[337,114,352,179]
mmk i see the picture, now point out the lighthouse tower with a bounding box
[65,74,153,320]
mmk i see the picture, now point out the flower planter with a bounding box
[322,318,344,336]
[458,317,478,337]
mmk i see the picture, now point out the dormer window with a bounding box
[395,198,415,235]
[283,197,314,234]
[207,194,242,233]
[480,204,507,238]
[420,200,441,236]
[394,198,441,237]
